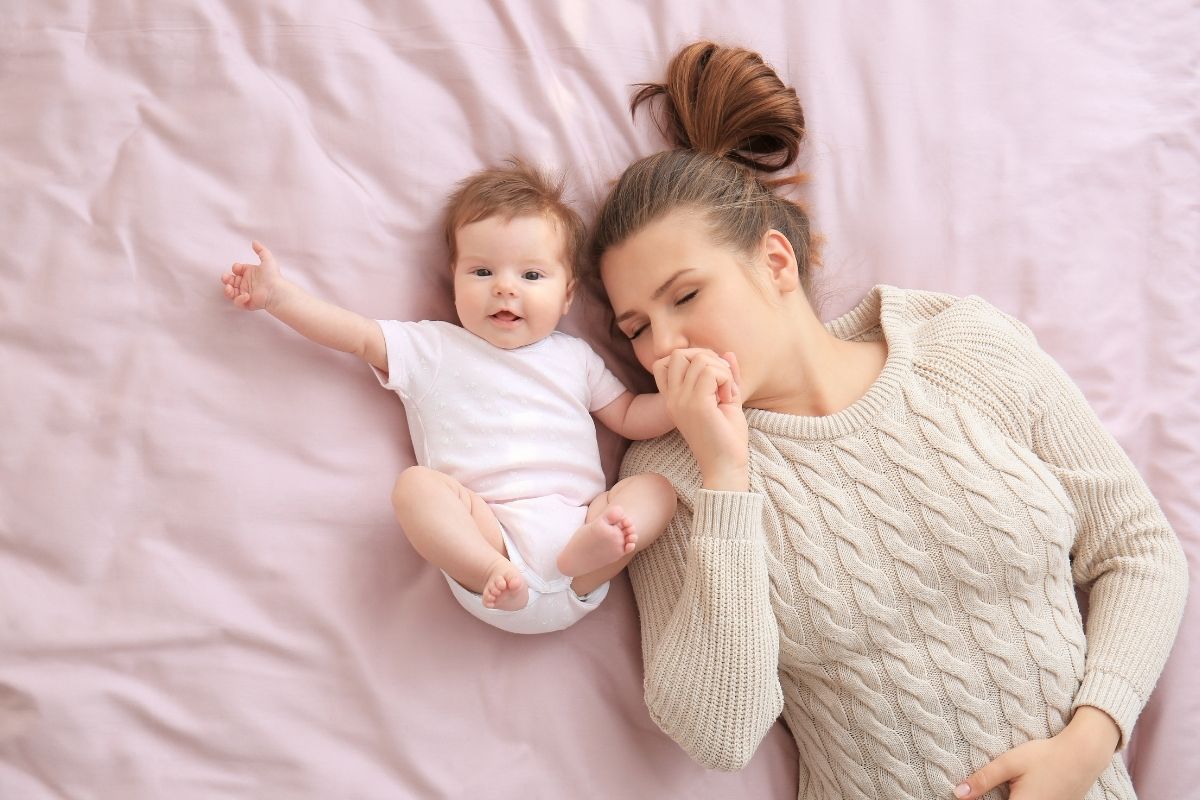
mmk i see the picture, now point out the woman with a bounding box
[583,42,1187,800]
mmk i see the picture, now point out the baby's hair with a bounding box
[586,41,820,299]
[443,158,586,278]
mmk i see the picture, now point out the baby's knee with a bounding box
[392,465,473,512]
[392,465,435,507]
[624,471,676,505]
[645,472,675,501]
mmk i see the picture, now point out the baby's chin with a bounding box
[461,318,557,350]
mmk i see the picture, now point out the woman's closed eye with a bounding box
[627,290,698,340]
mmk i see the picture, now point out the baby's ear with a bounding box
[562,278,577,312]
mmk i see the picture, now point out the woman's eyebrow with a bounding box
[615,268,697,323]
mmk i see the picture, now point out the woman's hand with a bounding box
[652,348,748,491]
[221,241,284,311]
[955,706,1119,799]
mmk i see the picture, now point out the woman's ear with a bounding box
[762,229,800,294]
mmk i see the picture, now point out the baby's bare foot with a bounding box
[481,559,528,611]
[556,506,637,577]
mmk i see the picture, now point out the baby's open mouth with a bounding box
[491,311,521,322]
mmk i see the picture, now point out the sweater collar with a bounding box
[745,284,914,440]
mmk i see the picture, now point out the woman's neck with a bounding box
[750,313,888,418]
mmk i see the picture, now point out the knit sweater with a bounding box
[621,285,1187,800]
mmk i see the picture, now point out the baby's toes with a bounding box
[482,578,499,602]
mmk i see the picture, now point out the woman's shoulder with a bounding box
[877,285,1036,344]
[881,286,1057,436]
[876,285,1044,372]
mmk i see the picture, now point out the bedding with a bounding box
[1,2,1195,797]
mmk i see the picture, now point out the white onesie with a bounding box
[372,320,628,633]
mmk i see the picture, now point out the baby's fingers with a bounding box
[252,241,275,265]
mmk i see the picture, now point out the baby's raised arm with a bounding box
[221,241,387,372]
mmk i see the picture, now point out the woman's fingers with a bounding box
[680,352,736,404]
[681,358,726,399]
[654,349,739,404]
[956,747,1024,798]
[723,351,742,395]
[656,350,707,395]
[666,351,691,394]
[651,355,671,395]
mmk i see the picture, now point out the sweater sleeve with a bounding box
[621,437,784,771]
[993,310,1189,748]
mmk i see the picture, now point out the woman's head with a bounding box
[588,42,820,383]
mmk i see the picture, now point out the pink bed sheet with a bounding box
[1,1,1196,798]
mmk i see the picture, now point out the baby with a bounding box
[220,161,709,634]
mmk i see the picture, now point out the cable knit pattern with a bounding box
[622,285,1187,800]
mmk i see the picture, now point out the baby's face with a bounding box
[451,214,574,349]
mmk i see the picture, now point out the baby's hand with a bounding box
[221,241,283,311]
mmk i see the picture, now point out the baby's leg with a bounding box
[558,473,677,596]
[392,466,527,611]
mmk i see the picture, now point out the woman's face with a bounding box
[600,209,787,398]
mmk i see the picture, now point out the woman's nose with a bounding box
[652,326,687,360]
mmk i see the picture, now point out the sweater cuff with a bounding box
[692,490,763,541]
[1071,669,1146,750]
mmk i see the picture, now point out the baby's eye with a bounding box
[470,267,492,277]
[523,271,542,281]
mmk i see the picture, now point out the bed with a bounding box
[1,2,1196,797]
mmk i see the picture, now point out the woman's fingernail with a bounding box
[955,784,971,798]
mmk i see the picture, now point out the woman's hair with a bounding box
[586,41,819,298]
[443,158,586,278]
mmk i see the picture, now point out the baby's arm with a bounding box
[594,350,738,441]
[593,392,674,440]
[221,241,386,372]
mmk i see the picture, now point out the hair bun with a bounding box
[632,41,805,173]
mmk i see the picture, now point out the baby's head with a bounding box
[442,160,585,349]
